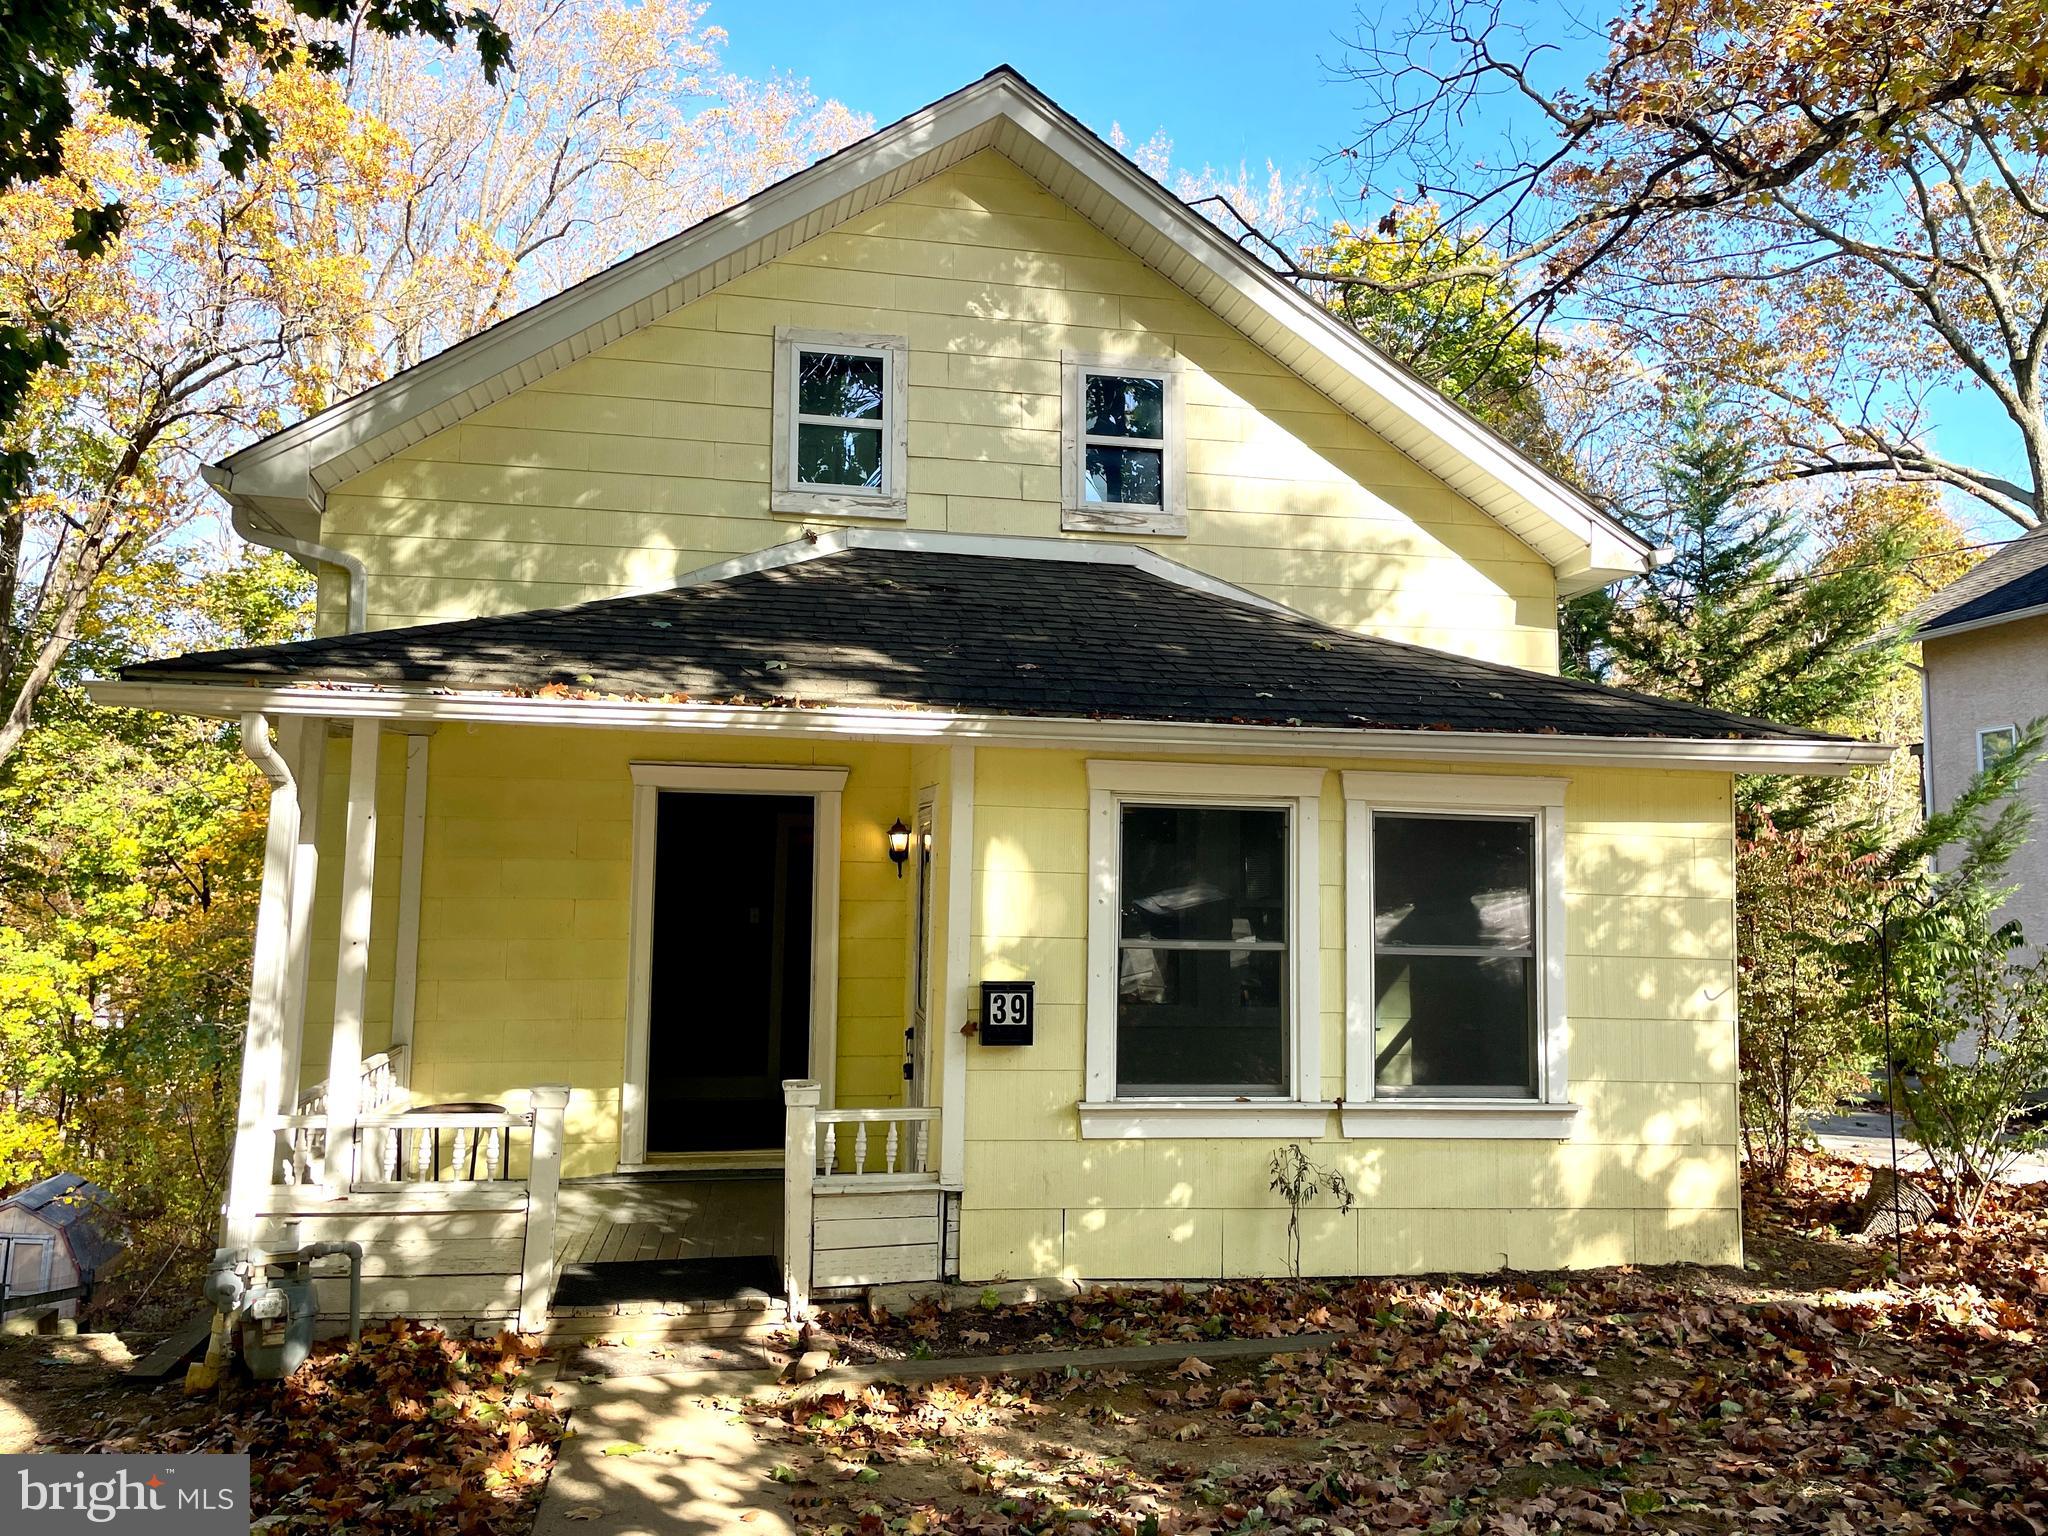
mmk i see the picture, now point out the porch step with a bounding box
[543,1292,789,1345]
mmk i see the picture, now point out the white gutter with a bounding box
[205,466,367,633]
[86,679,1894,775]
[1916,599,2048,642]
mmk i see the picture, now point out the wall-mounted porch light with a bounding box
[887,818,912,876]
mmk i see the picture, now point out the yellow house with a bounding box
[94,69,1885,1335]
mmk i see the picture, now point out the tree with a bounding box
[1851,719,2048,1225]
[1737,819,1872,1186]
[0,550,312,1286]
[0,5,866,772]
[1564,401,1913,822]
[0,0,511,500]
[1247,1,2048,527]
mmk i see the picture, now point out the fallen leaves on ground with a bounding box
[36,1318,562,1534]
[763,1155,2048,1534]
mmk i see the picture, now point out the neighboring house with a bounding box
[1918,526,2048,946]
[90,69,1884,1335]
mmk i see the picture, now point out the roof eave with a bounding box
[84,678,1887,775]
[1917,598,2048,642]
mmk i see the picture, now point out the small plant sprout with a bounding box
[1268,1143,1355,1278]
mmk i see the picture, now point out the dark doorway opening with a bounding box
[647,792,814,1153]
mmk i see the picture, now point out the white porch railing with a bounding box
[815,1105,940,1187]
[782,1080,943,1318]
[286,1049,406,1184]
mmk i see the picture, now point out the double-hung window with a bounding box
[1083,762,1324,1136]
[1342,772,1574,1138]
[771,327,908,518]
[1061,353,1185,535]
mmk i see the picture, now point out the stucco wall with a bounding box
[1923,614,2048,946]
[315,150,1560,671]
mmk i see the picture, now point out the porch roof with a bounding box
[122,538,1849,748]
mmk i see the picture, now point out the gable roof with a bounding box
[204,66,1651,598]
[121,532,1844,755]
[1915,528,2048,639]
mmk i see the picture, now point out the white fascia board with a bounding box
[85,680,1893,774]
[1916,600,2048,642]
[206,70,1648,589]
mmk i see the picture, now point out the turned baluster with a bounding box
[914,1120,930,1173]
[885,1120,899,1173]
[821,1122,836,1176]
[853,1122,868,1174]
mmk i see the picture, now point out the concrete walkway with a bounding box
[1808,1110,2048,1183]
[533,1371,796,1536]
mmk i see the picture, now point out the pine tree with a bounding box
[1565,403,1913,823]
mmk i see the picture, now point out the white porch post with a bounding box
[783,1079,819,1321]
[938,746,973,1189]
[322,719,383,1192]
[278,720,327,1107]
[388,731,431,1084]
[518,1085,571,1333]
[223,714,304,1247]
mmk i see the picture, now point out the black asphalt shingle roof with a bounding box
[122,545,1838,742]
[1916,529,2048,637]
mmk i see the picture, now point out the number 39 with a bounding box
[989,991,1024,1024]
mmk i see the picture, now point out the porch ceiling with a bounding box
[120,535,1851,749]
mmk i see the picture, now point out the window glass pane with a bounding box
[1373,814,1534,950]
[795,423,882,488]
[1120,806,1287,943]
[1374,953,1535,1095]
[797,351,885,420]
[1982,727,2019,768]
[1084,445,1164,506]
[1085,373,1165,438]
[1118,947,1286,1095]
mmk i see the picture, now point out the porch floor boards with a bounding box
[550,1174,780,1281]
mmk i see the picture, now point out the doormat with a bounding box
[551,1253,781,1308]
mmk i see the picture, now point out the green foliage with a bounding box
[0,548,311,1304]
[0,0,511,498]
[1307,208,1548,448]
[1736,820,1871,1186]
[1849,719,2048,1224]
[1563,402,1914,824]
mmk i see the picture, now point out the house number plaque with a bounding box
[978,979,1035,1046]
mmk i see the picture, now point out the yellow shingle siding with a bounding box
[319,150,1559,670]
[958,752,1742,1278]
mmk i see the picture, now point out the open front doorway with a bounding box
[623,763,846,1167]
[646,792,813,1153]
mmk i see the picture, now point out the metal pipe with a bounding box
[301,1241,364,1344]
[215,492,368,634]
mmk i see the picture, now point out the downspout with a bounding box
[203,464,367,633]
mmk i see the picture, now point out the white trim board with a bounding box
[202,68,1649,596]
[90,678,1893,775]
[620,762,848,1167]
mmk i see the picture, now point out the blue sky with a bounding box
[716,0,2021,537]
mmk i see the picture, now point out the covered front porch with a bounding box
[199,706,975,1333]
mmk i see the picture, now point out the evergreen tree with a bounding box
[1564,403,1913,823]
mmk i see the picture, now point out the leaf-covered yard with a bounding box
[751,1155,2048,1535]
[3,1318,563,1534]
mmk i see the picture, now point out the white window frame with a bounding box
[1081,761,1326,1138]
[620,761,848,1169]
[771,326,909,519]
[1061,352,1187,536]
[1341,771,1576,1140]
[1979,724,2020,772]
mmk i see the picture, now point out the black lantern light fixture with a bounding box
[887,818,912,876]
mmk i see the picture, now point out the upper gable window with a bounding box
[772,327,908,519]
[1061,352,1186,536]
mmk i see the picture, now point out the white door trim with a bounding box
[621,762,850,1167]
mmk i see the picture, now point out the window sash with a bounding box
[1369,806,1541,1100]
[1113,798,1293,1098]
[1080,368,1167,503]
[787,344,892,494]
